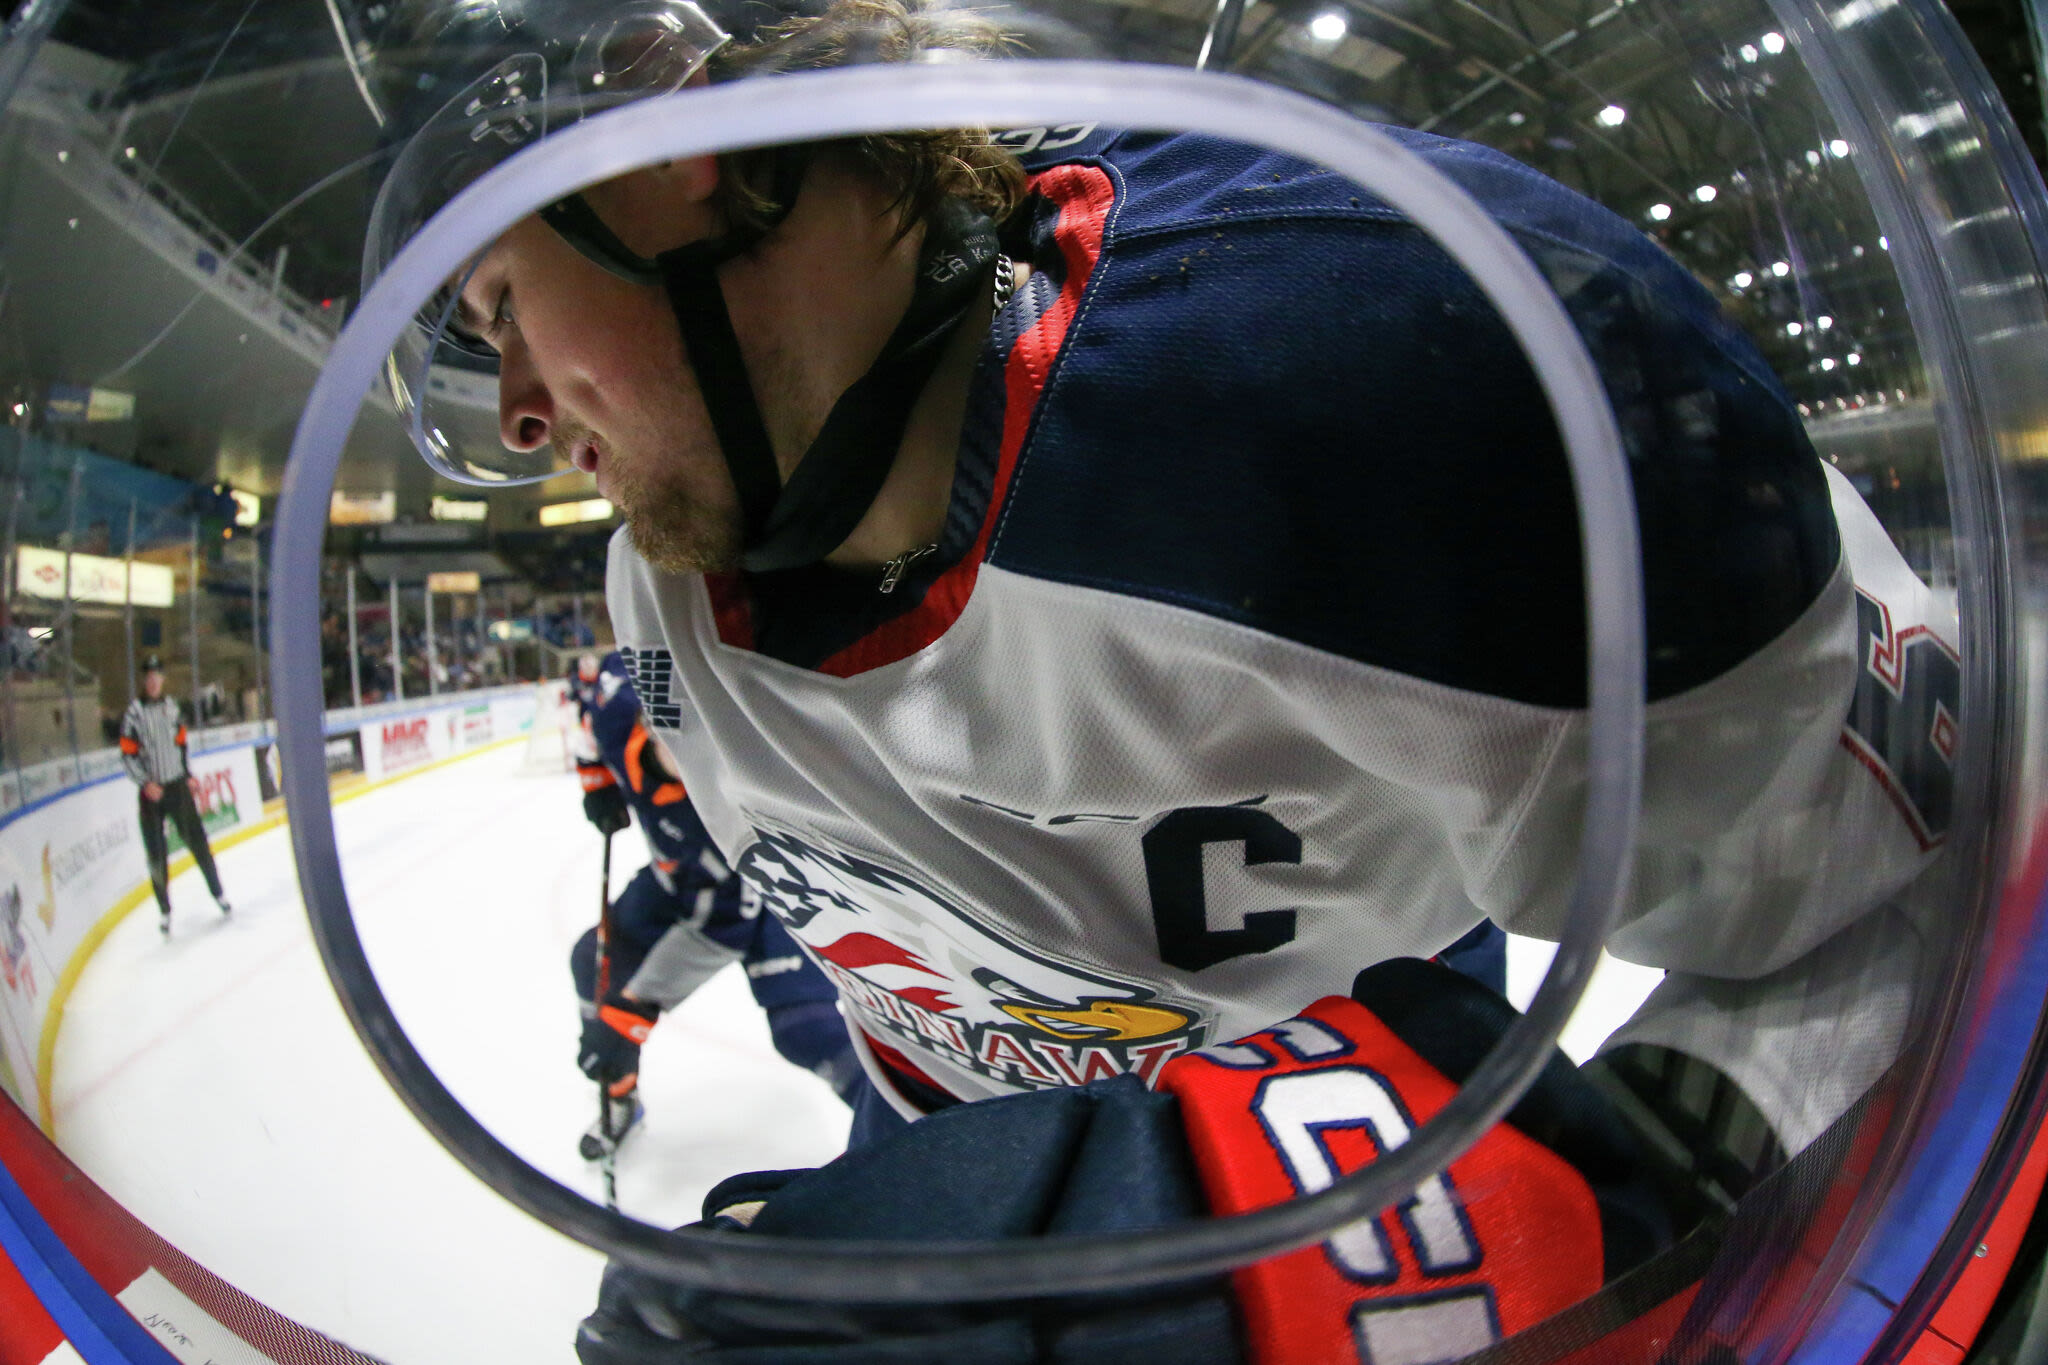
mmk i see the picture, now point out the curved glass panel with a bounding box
[0,0,2042,1359]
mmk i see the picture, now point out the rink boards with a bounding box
[0,684,543,1121]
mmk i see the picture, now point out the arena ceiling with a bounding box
[14,0,2043,512]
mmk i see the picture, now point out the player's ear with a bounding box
[656,153,720,205]
[581,154,721,259]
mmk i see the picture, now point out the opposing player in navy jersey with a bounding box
[568,651,600,710]
[365,0,1958,1356]
[570,649,865,1157]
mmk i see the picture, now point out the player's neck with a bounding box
[721,158,924,491]
[724,167,1022,575]
[822,262,1011,574]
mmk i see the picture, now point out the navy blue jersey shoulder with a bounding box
[587,651,729,895]
[987,129,1839,706]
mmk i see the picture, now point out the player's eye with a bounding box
[486,289,516,341]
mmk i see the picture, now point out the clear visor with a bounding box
[362,1,730,485]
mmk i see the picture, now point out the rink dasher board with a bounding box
[0,686,544,1120]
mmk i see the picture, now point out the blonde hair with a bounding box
[707,0,1030,235]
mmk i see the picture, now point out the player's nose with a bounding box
[499,348,553,454]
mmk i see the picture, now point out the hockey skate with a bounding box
[158,909,170,940]
[580,1091,645,1161]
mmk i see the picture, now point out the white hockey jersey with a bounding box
[608,129,1955,1151]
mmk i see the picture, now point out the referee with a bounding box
[119,655,231,938]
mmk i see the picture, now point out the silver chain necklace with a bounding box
[878,256,1015,595]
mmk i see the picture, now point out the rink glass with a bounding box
[0,0,2040,1358]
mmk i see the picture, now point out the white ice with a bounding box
[48,743,852,1365]
[41,741,1664,1365]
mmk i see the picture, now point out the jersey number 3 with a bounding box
[1257,1065,1500,1362]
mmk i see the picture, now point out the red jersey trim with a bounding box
[703,164,1118,676]
[861,1028,956,1105]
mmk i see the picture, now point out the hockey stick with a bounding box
[594,829,620,1211]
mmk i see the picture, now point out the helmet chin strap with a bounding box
[538,170,1000,573]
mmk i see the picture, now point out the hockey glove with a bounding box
[572,958,1675,1364]
[574,1074,1239,1365]
[583,784,631,837]
[580,996,659,1088]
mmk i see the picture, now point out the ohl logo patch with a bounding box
[735,825,1208,1093]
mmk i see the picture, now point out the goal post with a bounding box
[520,677,576,774]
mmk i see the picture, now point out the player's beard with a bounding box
[564,425,743,578]
[613,457,744,576]
[589,305,825,577]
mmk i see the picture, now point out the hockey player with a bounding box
[570,649,866,1157]
[363,0,1956,1354]
[567,650,603,722]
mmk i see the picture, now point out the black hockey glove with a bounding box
[583,784,631,837]
[574,1075,1239,1365]
[580,997,658,1086]
[572,959,1680,1365]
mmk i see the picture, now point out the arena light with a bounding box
[1818,315,1834,329]
[431,496,489,522]
[1772,259,1792,276]
[1309,11,1347,41]
[230,489,261,527]
[1597,104,1627,127]
[1648,202,1672,221]
[538,497,617,527]
[1761,29,1786,52]
[329,490,396,526]
[1739,42,1759,61]
[1694,183,1718,203]
[1733,270,1755,288]
[1829,138,1851,157]
[1787,321,1805,336]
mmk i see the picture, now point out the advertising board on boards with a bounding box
[168,747,260,854]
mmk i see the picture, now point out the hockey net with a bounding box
[520,677,577,775]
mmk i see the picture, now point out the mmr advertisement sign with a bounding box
[360,711,450,781]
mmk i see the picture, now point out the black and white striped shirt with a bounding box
[119,696,188,787]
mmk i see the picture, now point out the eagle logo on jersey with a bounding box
[733,824,1208,1094]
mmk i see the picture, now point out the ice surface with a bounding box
[42,742,1668,1363]
[49,743,851,1365]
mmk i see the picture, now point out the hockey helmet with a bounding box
[362,0,731,487]
[363,0,1015,572]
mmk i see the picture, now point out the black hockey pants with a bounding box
[140,778,223,916]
